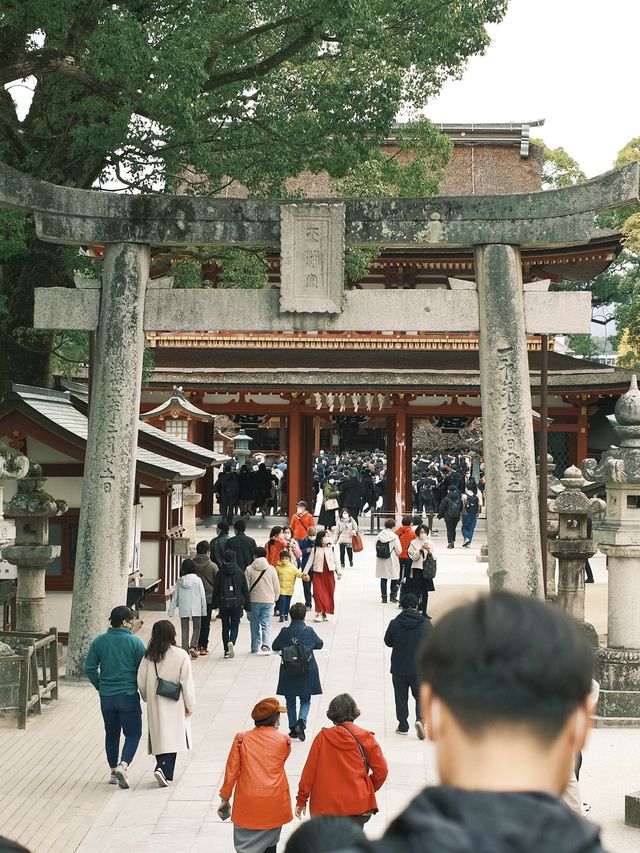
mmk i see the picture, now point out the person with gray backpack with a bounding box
[272,602,324,741]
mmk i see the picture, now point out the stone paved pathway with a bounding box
[0,518,638,852]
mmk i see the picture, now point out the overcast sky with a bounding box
[426,0,639,177]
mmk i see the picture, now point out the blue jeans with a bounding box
[99,692,142,769]
[285,694,311,730]
[461,514,478,542]
[278,594,292,618]
[249,602,273,652]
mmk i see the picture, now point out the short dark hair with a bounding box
[179,559,196,577]
[196,540,210,555]
[217,520,229,534]
[384,518,395,529]
[223,549,236,562]
[279,549,291,560]
[327,693,360,725]
[253,546,267,558]
[418,592,593,742]
[284,815,365,853]
[234,519,246,533]
[401,515,413,525]
[400,593,419,610]
[254,713,280,728]
[289,602,307,621]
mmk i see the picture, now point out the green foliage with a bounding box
[568,334,598,359]
[534,140,586,189]
[0,0,508,384]
[334,119,452,198]
[172,259,205,289]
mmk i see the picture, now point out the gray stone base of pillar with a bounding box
[625,791,640,827]
[595,647,640,727]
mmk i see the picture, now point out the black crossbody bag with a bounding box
[154,660,182,702]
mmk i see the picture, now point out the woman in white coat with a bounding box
[375,518,402,603]
[406,524,435,617]
[137,620,196,787]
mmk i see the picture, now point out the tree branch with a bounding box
[204,24,318,89]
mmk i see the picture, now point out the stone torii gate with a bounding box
[0,161,638,677]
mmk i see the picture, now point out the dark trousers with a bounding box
[380,578,399,597]
[220,606,242,648]
[399,557,412,584]
[445,517,459,544]
[99,692,142,769]
[155,752,177,781]
[392,673,420,730]
[198,602,214,649]
[219,499,234,524]
[339,543,353,567]
[303,575,313,608]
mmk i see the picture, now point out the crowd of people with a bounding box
[13,446,606,853]
[213,449,486,543]
[73,591,605,853]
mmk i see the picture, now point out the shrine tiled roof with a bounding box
[0,386,205,483]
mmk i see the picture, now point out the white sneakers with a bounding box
[227,642,235,659]
[154,768,169,788]
[415,720,426,740]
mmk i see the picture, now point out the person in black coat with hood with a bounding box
[212,550,250,660]
[384,593,430,739]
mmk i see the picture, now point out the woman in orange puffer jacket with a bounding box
[219,697,292,852]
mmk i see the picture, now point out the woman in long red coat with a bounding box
[308,529,341,622]
[295,693,388,827]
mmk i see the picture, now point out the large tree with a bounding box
[0,0,508,386]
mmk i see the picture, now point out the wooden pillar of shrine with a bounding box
[393,402,408,517]
[287,399,303,518]
[576,405,589,464]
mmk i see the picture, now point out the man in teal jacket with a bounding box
[85,605,145,788]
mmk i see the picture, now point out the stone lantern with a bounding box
[582,375,640,722]
[537,452,564,594]
[0,448,30,553]
[2,463,67,634]
[548,465,604,644]
[233,429,253,470]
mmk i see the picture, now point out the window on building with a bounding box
[46,513,79,591]
[164,418,189,440]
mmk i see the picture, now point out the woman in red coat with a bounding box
[295,693,388,828]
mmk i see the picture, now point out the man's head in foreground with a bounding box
[418,592,593,797]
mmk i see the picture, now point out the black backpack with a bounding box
[221,573,242,608]
[376,539,391,559]
[446,496,463,519]
[281,629,313,676]
[464,495,480,517]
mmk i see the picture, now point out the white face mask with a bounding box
[342,514,349,519]
[284,531,291,540]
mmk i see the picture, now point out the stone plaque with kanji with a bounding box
[280,203,345,313]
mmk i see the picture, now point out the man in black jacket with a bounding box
[384,593,430,739]
[331,592,604,853]
[226,518,257,570]
[209,520,230,568]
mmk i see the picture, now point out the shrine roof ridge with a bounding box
[0,160,638,249]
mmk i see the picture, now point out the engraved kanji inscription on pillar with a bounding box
[280,203,345,313]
